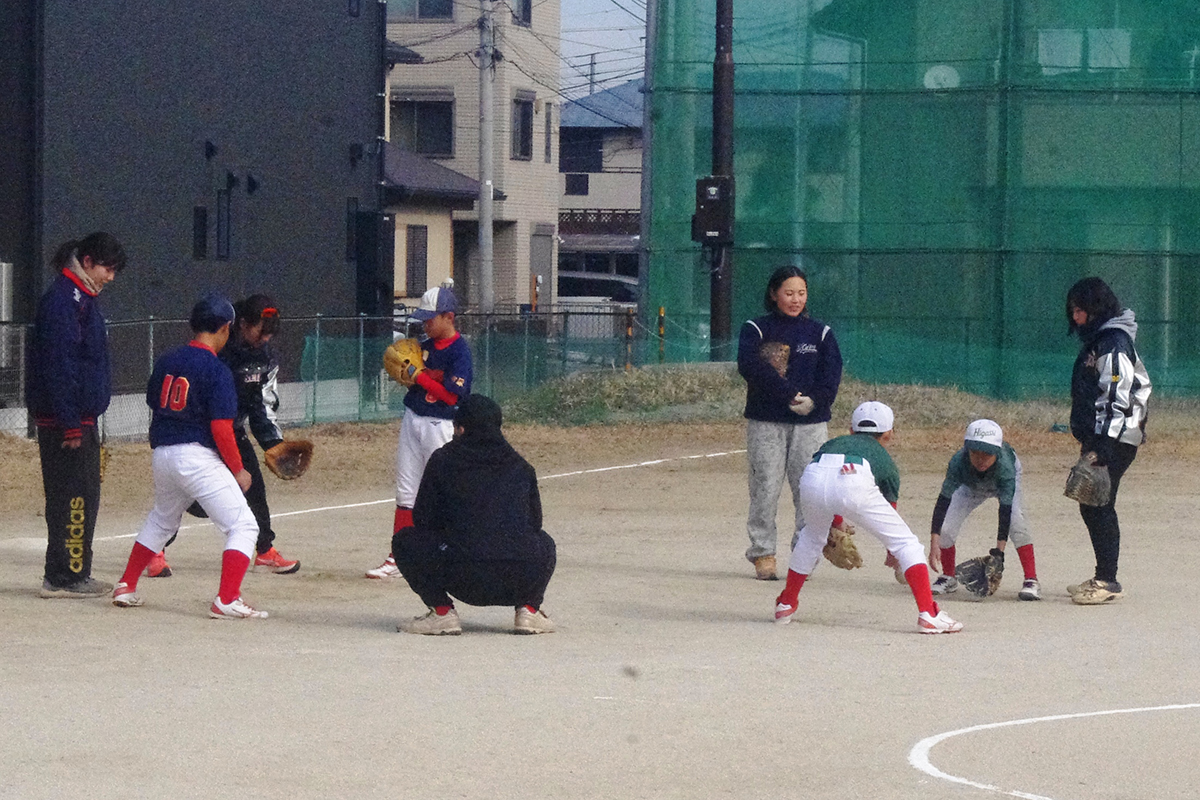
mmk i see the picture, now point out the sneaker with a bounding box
[397,607,462,635]
[1071,579,1124,605]
[1018,579,1041,601]
[918,609,963,634]
[932,575,959,595]
[366,554,400,579]
[514,607,556,634]
[774,601,797,625]
[254,547,300,574]
[146,551,172,578]
[754,555,778,581]
[111,581,144,608]
[40,577,113,598]
[209,596,269,619]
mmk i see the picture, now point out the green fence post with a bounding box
[561,310,569,375]
[357,313,365,421]
[523,313,530,389]
[311,314,321,426]
[658,306,665,364]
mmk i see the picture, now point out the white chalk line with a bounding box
[909,702,1200,800]
[94,449,748,542]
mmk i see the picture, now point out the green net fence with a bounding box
[647,0,1200,397]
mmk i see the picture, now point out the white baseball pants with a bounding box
[938,456,1032,548]
[134,444,258,557]
[788,453,926,576]
[395,408,454,507]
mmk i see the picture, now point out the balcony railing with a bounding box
[558,208,641,236]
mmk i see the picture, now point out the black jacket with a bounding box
[220,334,283,450]
[1070,309,1151,458]
[412,431,548,563]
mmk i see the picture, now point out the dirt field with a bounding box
[2,419,1199,800]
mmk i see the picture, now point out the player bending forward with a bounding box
[111,294,268,619]
[774,401,963,634]
[929,420,1041,600]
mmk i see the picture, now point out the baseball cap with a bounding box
[850,401,894,433]
[411,286,458,321]
[190,292,235,329]
[964,419,1003,455]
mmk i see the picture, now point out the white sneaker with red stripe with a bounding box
[209,596,269,619]
[366,554,400,579]
[918,609,963,634]
[111,581,144,608]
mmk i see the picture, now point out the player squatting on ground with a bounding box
[928,420,1042,601]
[367,285,473,579]
[111,294,269,619]
[774,401,964,634]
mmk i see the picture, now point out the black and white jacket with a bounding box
[1070,309,1151,453]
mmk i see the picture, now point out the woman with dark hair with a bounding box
[26,232,126,598]
[1064,277,1151,604]
[736,265,843,580]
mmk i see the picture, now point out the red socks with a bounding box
[904,563,938,615]
[776,569,808,608]
[218,549,251,604]
[1016,544,1037,580]
[939,545,957,576]
[394,506,414,535]
[119,542,157,591]
[434,605,454,616]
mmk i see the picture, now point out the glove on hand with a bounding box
[823,520,863,570]
[1064,451,1111,506]
[264,440,314,480]
[956,548,1005,597]
[384,338,426,387]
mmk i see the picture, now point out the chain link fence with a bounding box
[1,305,719,441]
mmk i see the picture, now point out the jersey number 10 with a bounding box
[159,375,191,411]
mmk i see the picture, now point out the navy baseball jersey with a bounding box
[147,342,238,450]
[404,334,473,419]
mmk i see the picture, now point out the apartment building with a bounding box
[386,0,561,310]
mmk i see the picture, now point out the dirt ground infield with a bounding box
[2,420,1198,800]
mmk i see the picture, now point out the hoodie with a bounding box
[1070,308,1152,452]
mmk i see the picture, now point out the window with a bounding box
[406,225,428,296]
[544,102,553,163]
[388,0,452,21]
[511,0,531,26]
[511,96,534,160]
[559,128,603,173]
[391,92,454,157]
[564,174,589,195]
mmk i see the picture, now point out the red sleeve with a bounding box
[415,370,459,406]
[210,419,244,474]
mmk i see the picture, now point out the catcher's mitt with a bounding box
[264,440,313,480]
[823,520,863,570]
[384,338,425,386]
[956,548,1005,598]
[1064,451,1111,507]
[759,342,790,378]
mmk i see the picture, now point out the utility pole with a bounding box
[710,0,734,357]
[478,0,496,312]
[589,53,596,94]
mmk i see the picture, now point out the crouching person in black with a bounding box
[394,395,556,636]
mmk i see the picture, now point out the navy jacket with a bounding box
[26,270,113,433]
[737,311,842,424]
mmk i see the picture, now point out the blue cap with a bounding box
[191,292,236,327]
[411,286,458,320]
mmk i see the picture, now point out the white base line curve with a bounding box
[95,449,748,542]
[909,702,1200,800]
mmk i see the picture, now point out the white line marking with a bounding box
[909,703,1200,799]
[94,448,748,542]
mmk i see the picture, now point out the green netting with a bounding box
[647,0,1200,397]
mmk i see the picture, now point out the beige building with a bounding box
[386,0,561,310]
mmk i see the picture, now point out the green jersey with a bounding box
[814,433,900,504]
[939,443,1018,505]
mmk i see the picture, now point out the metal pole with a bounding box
[147,316,156,429]
[478,0,496,313]
[312,314,321,426]
[710,0,735,360]
[625,308,634,371]
[357,312,365,421]
[658,306,666,363]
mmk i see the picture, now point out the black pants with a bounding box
[393,527,556,610]
[1079,441,1138,583]
[186,434,275,555]
[37,426,101,587]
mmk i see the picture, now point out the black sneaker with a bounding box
[40,577,114,598]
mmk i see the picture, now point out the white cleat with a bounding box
[918,609,963,634]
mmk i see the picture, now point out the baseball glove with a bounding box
[823,520,863,570]
[264,440,313,480]
[1064,451,1111,506]
[956,548,1005,598]
[384,337,425,386]
[759,342,790,378]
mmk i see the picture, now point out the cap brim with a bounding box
[965,441,1001,456]
[410,309,438,320]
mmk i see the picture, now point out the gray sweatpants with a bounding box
[745,419,828,561]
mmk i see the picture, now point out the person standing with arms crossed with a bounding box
[26,232,126,598]
[1064,277,1151,605]
[737,265,843,580]
[367,286,472,579]
[110,294,268,618]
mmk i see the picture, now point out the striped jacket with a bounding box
[1070,309,1151,450]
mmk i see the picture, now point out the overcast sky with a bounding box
[558,0,647,98]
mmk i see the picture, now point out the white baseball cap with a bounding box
[851,401,894,433]
[964,419,1003,455]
